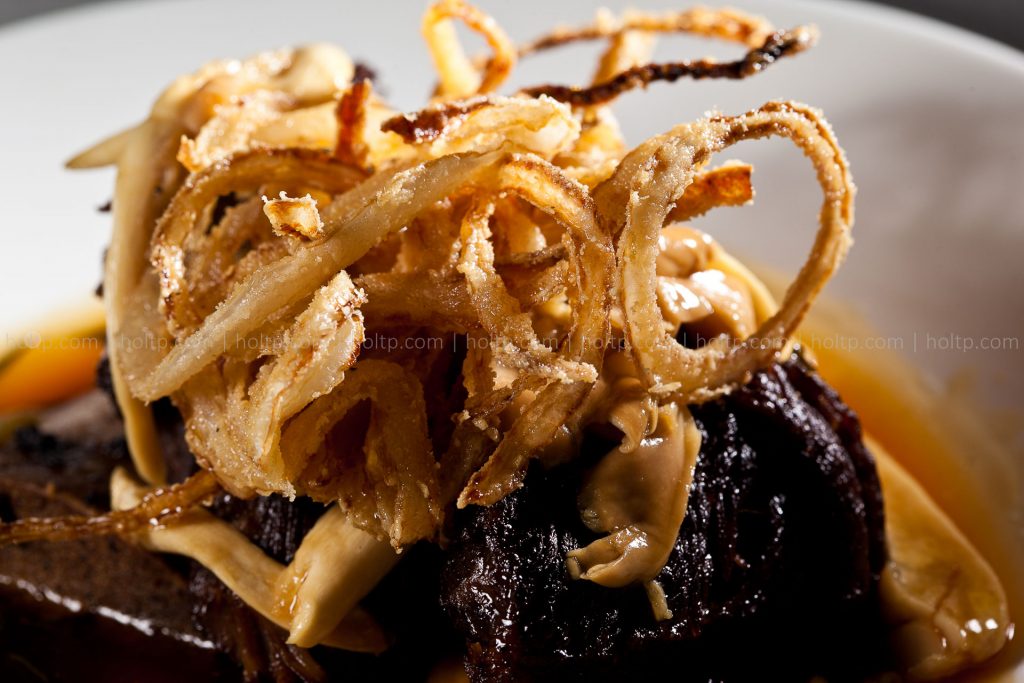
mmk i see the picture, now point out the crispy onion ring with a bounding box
[135,149,505,401]
[457,154,614,507]
[177,90,290,173]
[458,196,596,384]
[332,79,406,171]
[609,100,854,401]
[382,97,490,144]
[281,360,441,546]
[382,95,580,161]
[518,6,776,56]
[149,148,366,336]
[244,271,366,493]
[358,270,477,333]
[177,270,365,498]
[591,25,656,87]
[355,194,581,337]
[422,0,516,98]
[504,258,570,311]
[263,192,325,240]
[523,27,818,106]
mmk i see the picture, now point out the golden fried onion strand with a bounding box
[149,148,366,336]
[518,6,776,56]
[522,26,818,106]
[422,0,516,98]
[457,155,615,507]
[281,360,442,545]
[0,469,219,545]
[610,101,854,401]
[135,149,504,401]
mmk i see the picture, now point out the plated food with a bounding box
[0,2,1016,681]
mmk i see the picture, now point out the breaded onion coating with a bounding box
[262,191,325,240]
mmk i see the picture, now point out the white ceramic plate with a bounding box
[0,0,1022,677]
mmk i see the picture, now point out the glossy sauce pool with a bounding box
[793,296,1024,682]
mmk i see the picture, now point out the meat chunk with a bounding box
[0,479,225,683]
[441,354,889,681]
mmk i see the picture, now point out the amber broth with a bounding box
[792,295,1023,682]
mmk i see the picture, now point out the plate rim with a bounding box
[1,0,1023,77]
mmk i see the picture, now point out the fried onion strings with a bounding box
[40,1,855,652]
[523,27,818,106]
[0,469,219,545]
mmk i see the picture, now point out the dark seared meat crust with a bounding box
[191,496,460,683]
[189,495,330,683]
[4,421,128,510]
[441,354,888,682]
[0,354,889,681]
[0,401,227,682]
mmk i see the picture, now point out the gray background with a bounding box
[0,0,1021,50]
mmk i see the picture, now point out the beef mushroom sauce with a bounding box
[0,2,1015,682]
